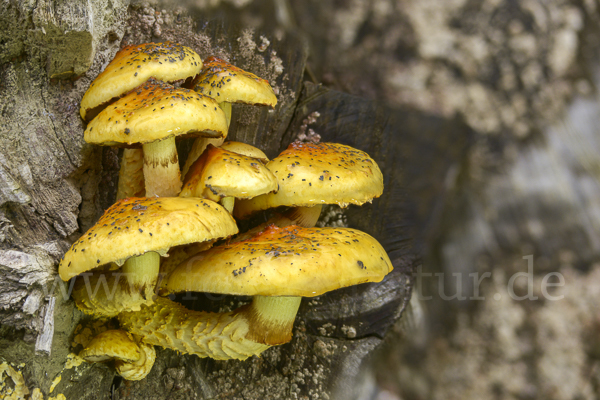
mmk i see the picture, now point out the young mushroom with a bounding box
[85,78,228,197]
[59,197,238,317]
[118,224,393,360]
[234,141,384,227]
[79,329,156,381]
[179,144,278,213]
[219,141,270,162]
[80,42,203,122]
[182,56,277,176]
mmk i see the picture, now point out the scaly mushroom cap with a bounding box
[59,197,238,281]
[179,144,278,201]
[84,78,228,147]
[220,141,269,163]
[166,224,393,297]
[80,42,202,121]
[79,330,141,363]
[234,142,384,219]
[192,56,277,107]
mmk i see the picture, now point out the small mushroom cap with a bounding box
[179,144,278,201]
[192,56,277,107]
[234,142,384,219]
[84,78,228,147]
[59,197,238,281]
[220,141,269,163]
[166,224,393,297]
[80,42,202,120]
[79,330,141,363]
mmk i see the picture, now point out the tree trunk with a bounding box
[0,2,432,399]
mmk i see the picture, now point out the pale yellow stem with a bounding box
[121,251,160,299]
[72,252,160,318]
[143,137,182,197]
[116,148,145,200]
[220,101,232,127]
[220,196,235,214]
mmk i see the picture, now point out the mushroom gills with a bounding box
[282,204,323,228]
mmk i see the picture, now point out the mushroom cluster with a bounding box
[59,41,392,380]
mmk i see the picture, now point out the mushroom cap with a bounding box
[234,142,384,219]
[84,78,228,147]
[179,144,278,201]
[166,224,392,297]
[59,197,238,281]
[219,141,269,163]
[192,56,277,107]
[79,330,141,363]
[80,42,202,120]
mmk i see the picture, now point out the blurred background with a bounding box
[159,0,600,398]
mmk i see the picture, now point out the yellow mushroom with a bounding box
[118,224,393,360]
[80,42,203,122]
[235,141,384,227]
[180,144,278,213]
[59,197,238,317]
[79,330,156,381]
[85,78,227,197]
[182,56,277,176]
[79,42,206,199]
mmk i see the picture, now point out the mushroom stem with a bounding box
[116,148,145,200]
[181,137,225,178]
[121,251,160,299]
[118,295,302,360]
[282,204,323,228]
[71,252,160,318]
[219,101,232,127]
[143,136,182,197]
[71,273,148,318]
[220,196,235,214]
[243,296,302,345]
